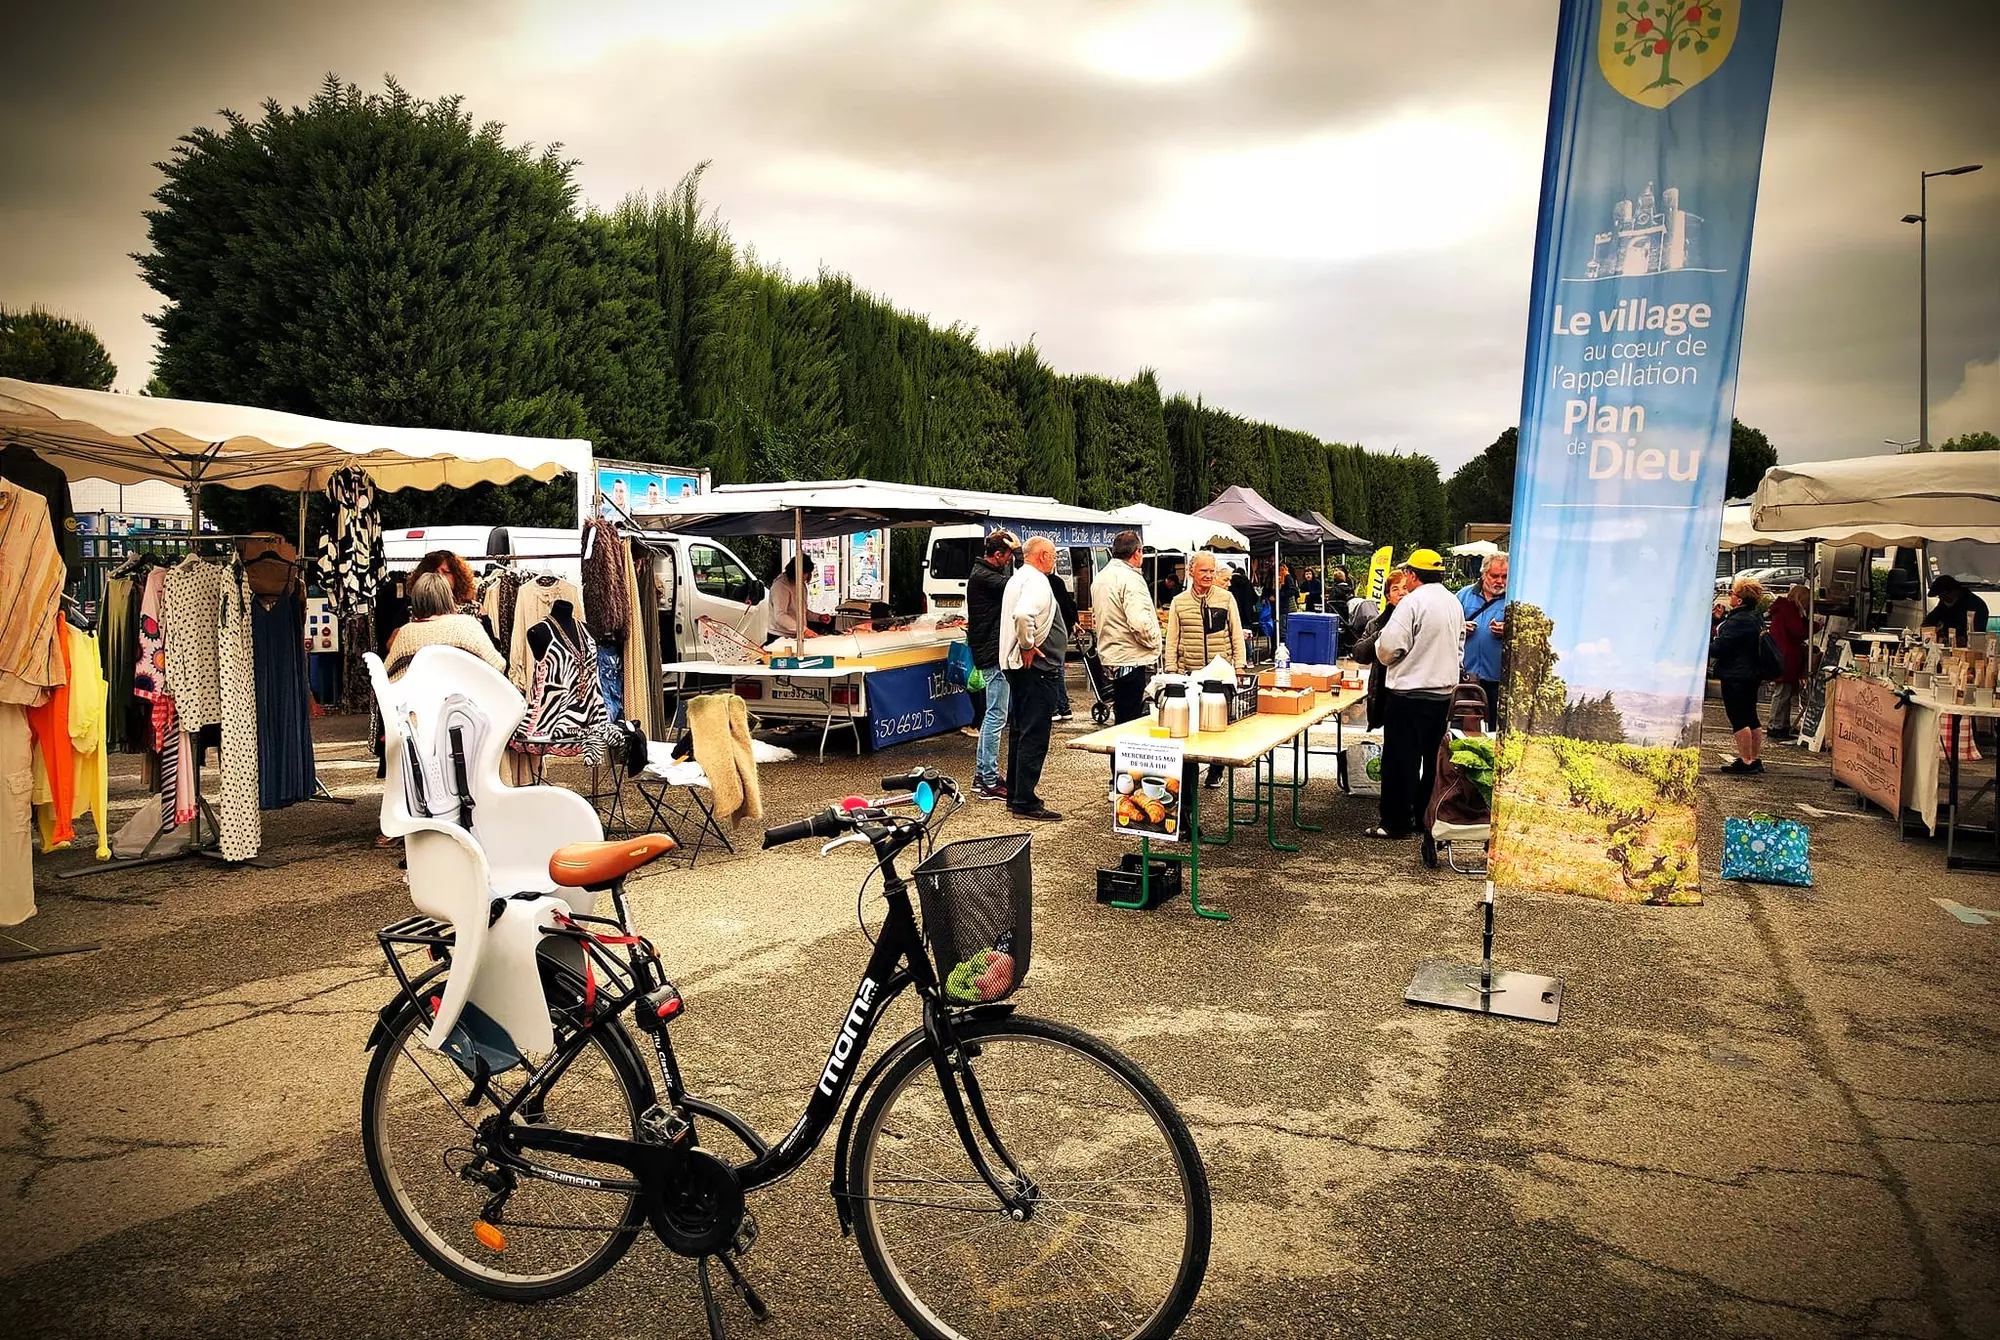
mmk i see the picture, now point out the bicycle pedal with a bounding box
[731,1211,758,1257]
[640,1103,693,1147]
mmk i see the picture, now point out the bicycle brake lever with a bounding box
[819,832,871,857]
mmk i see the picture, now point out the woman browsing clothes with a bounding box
[384,573,506,679]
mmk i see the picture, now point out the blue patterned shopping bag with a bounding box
[1721,814,1812,887]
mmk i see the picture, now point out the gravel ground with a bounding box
[1,689,1995,1340]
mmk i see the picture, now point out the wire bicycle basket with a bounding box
[912,834,1033,1005]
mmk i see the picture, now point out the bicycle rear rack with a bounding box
[377,914,456,1022]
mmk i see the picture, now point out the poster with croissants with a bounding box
[1112,737,1185,843]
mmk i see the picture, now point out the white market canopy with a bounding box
[0,378,593,503]
[1449,539,1504,558]
[638,479,1135,546]
[634,480,992,540]
[1110,504,1247,554]
[1751,453,2000,547]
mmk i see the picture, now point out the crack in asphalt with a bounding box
[1740,886,1966,1340]
[1,1094,224,1202]
[0,969,387,1079]
[1578,1229,1918,1329]
[1188,1114,1882,1192]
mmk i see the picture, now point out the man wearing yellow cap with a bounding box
[1365,548,1466,840]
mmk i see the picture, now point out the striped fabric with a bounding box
[0,479,66,706]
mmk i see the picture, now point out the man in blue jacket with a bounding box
[1458,554,1508,729]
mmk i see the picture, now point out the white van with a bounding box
[921,525,1085,614]
[383,526,584,590]
[383,525,768,663]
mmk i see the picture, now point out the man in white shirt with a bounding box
[999,537,1065,821]
[1368,548,1466,840]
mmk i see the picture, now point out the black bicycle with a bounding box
[361,767,1212,1340]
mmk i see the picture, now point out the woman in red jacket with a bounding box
[1766,583,1810,741]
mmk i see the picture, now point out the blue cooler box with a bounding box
[1285,612,1340,664]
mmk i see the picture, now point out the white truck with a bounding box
[381,525,770,662]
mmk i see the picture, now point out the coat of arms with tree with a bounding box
[1611,2,1724,92]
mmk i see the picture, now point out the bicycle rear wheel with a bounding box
[849,1015,1211,1340]
[360,984,650,1302]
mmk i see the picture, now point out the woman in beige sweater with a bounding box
[385,573,507,679]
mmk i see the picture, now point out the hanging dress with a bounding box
[213,565,262,860]
[253,590,319,809]
[513,606,608,764]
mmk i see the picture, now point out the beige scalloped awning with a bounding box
[0,377,591,498]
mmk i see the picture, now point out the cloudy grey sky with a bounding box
[3,0,1994,472]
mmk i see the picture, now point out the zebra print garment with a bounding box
[512,609,609,764]
[314,466,385,619]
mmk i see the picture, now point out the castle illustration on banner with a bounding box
[1567,181,1721,281]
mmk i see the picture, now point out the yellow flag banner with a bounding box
[1363,546,1392,603]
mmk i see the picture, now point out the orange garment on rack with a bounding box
[24,613,74,847]
[35,620,111,859]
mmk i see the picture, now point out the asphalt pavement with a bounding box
[2,699,1995,1339]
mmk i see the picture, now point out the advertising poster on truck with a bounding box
[595,459,707,518]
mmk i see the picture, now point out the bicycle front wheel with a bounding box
[849,1015,1211,1340]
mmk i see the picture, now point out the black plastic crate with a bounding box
[913,833,1033,1005]
[1096,853,1182,909]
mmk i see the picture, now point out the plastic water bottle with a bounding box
[1274,642,1291,690]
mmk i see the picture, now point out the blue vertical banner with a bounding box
[1490,0,1783,905]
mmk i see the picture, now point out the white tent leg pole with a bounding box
[296,488,308,563]
[795,507,807,652]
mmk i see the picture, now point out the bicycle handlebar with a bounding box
[762,808,846,849]
[880,774,918,792]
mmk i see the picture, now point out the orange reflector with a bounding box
[473,1220,507,1253]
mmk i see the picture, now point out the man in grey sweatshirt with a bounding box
[1368,549,1468,839]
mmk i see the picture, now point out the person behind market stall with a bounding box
[1166,551,1245,788]
[1227,561,1259,636]
[967,529,1018,801]
[1351,570,1414,730]
[1765,583,1810,742]
[1924,575,1991,647]
[1303,566,1323,613]
[1047,563,1079,723]
[1710,575,1766,775]
[1457,553,1508,729]
[1154,561,1183,608]
[1330,567,1355,609]
[1091,529,1162,724]
[1365,550,1465,840]
[999,536,1065,822]
[764,560,822,647]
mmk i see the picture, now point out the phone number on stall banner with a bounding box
[872,708,937,748]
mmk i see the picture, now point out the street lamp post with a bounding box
[1902,163,1983,452]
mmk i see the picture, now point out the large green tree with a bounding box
[1941,430,1998,452]
[142,77,597,526]
[0,306,117,390]
[1445,427,1518,536]
[1726,418,1776,498]
[142,75,1460,576]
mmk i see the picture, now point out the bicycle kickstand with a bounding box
[697,1256,726,1340]
[697,1250,769,1339]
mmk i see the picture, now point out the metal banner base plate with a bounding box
[1405,959,1563,1025]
